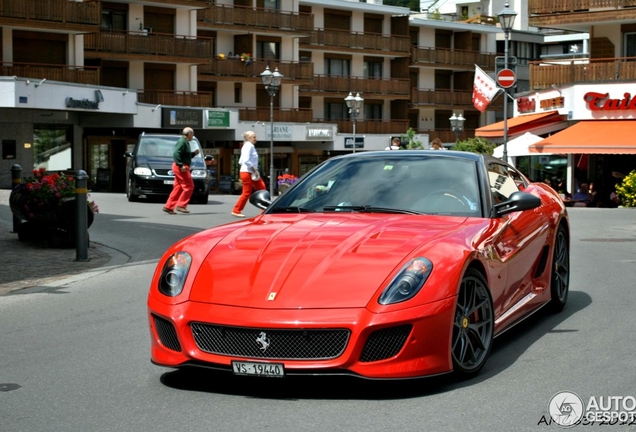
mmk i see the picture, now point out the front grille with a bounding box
[359,325,412,363]
[191,323,350,360]
[154,169,172,176]
[152,315,182,352]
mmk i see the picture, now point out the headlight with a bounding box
[158,251,192,297]
[191,169,207,178]
[133,167,152,176]
[378,258,433,305]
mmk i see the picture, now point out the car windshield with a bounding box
[138,136,203,160]
[269,154,482,217]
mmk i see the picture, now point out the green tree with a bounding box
[401,127,423,149]
[615,170,636,207]
[451,137,496,155]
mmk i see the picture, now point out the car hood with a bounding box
[187,214,471,309]
[135,155,205,170]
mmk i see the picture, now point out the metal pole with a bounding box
[10,164,22,233]
[269,93,275,197]
[75,170,89,262]
[352,114,357,154]
[503,29,509,163]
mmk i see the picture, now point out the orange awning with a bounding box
[529,120,636,154]
[475,111,565,138]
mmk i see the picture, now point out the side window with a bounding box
[488,163,521,203]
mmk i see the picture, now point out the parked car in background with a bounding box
[125,133,209,204]
[148,151,570,381]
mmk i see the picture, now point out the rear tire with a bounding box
[451,268,494,378]
[548,226,569,313]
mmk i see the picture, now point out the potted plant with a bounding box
[9,168,98,247]
[277,173,299,194]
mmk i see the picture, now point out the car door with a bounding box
[488,162,550,314]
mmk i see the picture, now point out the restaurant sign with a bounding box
[584,92,636,111]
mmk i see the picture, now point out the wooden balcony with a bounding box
[84,30,213,63]
[138,90,213,108]
[411,46,496,71]
[238,107,313,123]
[2,62,100,85]
[529,0,636,27]
[412,88,502,110]
[198,5,313,35]
[198,58,313,84]
[530,57,636,90]
[300,75,410,99]
[322,119,410,135]
[300,29,411,56]
[0,0,99,32]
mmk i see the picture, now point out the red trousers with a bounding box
[233,171,266,213]
[165,162,194,209]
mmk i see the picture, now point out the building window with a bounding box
[363,59,382,78]
[256,40,280,60]
[324,102,347,120]
[324,58,350,76]
[625,32,636,57]
[102,10,127,31]
[364,102,382,120]
[263,0,279,11]
[33,125,73,171]
[234,83,242,104]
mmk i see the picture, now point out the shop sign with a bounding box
[306,127,333,140]
[540,96,565,109]
[584,92,636,111]
[344,137,364,149]
[517,97,536,114]
[206,110,230,127]
[162,109,203,128]
[65,90,104,110]
[265,125,292,140]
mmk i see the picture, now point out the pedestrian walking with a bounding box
[232,130,266,217]
[385,137,401,150]
[163,127,199,215]
[431,138,444,150]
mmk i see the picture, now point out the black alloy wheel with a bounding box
[451,268,494,377]
[548,226,569,313]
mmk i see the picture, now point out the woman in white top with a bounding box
[232,130,266,217]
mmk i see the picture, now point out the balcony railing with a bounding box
[412,88,502,109]
[300,75,410,97]
[530,57,636,89]
[301,28,411,54]
[2,62,100,85]
[138,90,213,108]
[239,108,313,123]
[411,46,496,71]
[199,58,313,82]
[0,0,99,25]
[198,5,313,33]
[529,0,636,14]
[84,30,213,60]
[321,119,410,135]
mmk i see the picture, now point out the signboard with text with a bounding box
[344,136,364,149]
[162,108,203,128]
[206,110,230,128]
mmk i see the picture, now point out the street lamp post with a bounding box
[345,92,363,153]
[449,113,465,144]
[260,66,283,197]
[497,2,517,163]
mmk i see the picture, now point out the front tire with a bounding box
[548,226,569,313]
[126,177,139,202]
[451,268,494,378]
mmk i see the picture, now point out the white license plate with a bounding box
[231,361,285,378]
[163,180,174,185]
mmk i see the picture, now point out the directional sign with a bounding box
[497,68,516,89]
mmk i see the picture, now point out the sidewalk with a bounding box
[0,189,122,295]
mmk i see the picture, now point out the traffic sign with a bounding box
[497,68,516,89]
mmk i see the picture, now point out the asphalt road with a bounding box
[1,194,635,432]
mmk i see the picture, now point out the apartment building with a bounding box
[0,0,505,191]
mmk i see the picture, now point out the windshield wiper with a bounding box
[323,205,421,215]
[271,206,317,213]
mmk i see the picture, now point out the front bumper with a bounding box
[147,296,456,379]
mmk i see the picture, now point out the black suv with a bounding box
[125,133,210,204]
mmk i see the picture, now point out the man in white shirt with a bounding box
[232,130,266,217]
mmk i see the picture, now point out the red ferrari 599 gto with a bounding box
[148,150,569,380]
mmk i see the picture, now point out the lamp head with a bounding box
[497,2,517,32]
[261,66,272,86]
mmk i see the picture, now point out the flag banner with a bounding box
[472,65,499,112]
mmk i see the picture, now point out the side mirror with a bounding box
[204,155,213,161]
[493,191,542,217]
[249,189,272,210]
[124,151,134,158]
